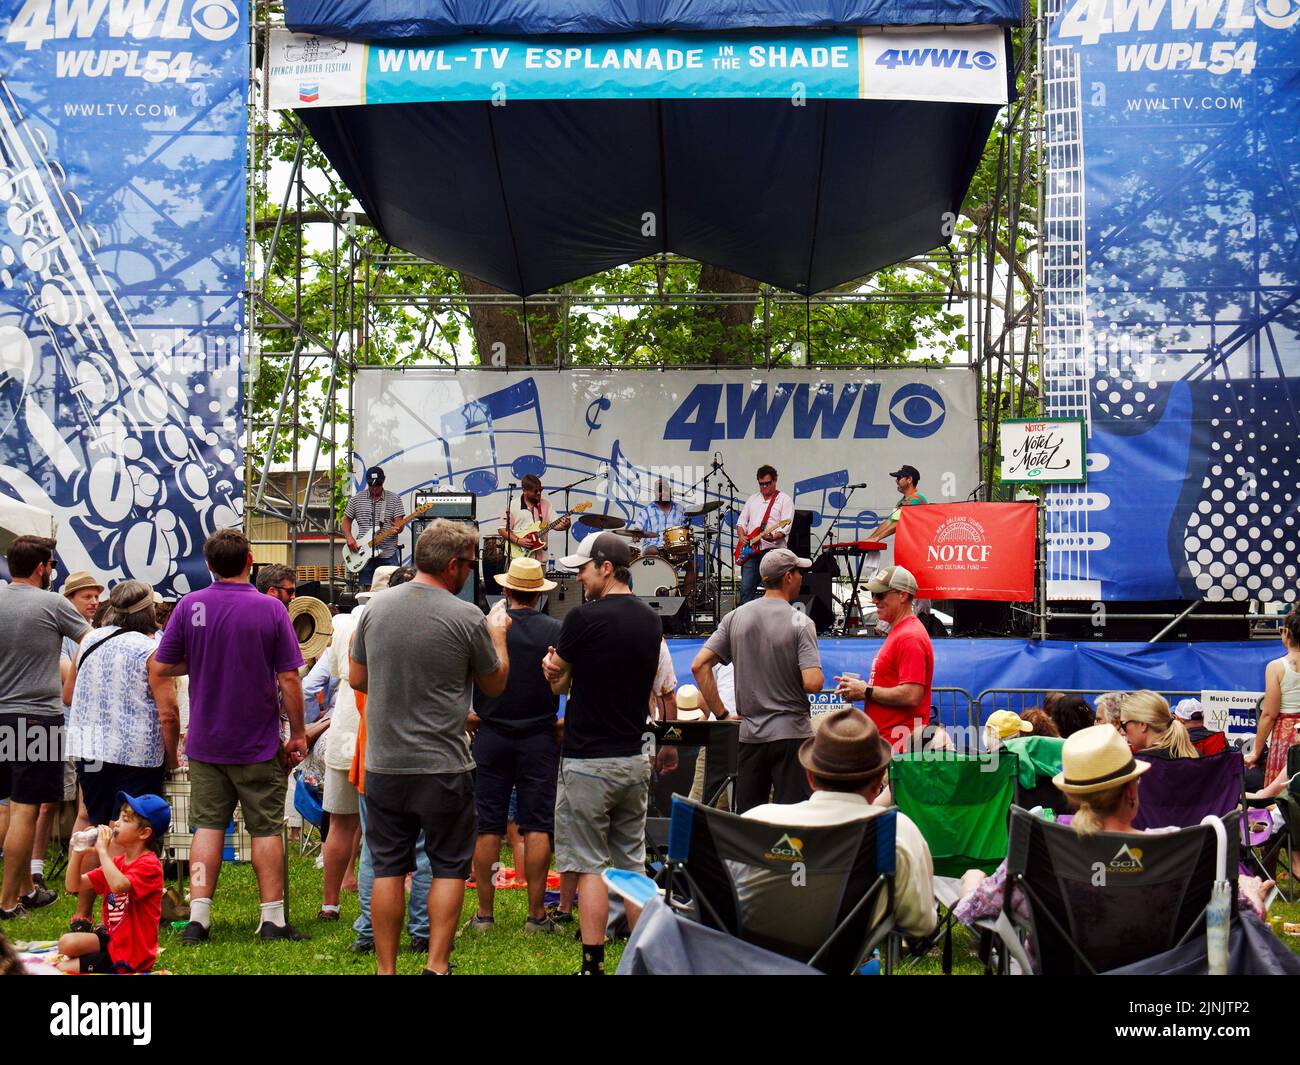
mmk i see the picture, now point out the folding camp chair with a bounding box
[655,795,901,974]
[995,806,1241,975]
[888,751,1017,973]
[1131,750,1244,830]
[645,721,740,882]
[292,770,325,858]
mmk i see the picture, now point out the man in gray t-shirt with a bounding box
[349,518,510,976]
[692,548,823,813]
[0,537,90,917]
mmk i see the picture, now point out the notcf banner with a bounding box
[894,502,1036,601]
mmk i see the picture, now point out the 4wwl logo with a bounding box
[926,515,991,569]
[7,0,240,50]
[764,833,804,862]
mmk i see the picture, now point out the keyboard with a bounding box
[824,541,889,555]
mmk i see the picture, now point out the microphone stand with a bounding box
[711,457,743,624]
[815,484,860,558]
[549,470,602,558]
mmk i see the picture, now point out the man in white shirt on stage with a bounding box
[735,464,794,604]
[500,474,570,564]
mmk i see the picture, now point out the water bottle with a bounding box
[71,828,99,852]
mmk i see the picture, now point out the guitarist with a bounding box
[500,474,571,563]
[343,466,407,589]
[736,464,794,604]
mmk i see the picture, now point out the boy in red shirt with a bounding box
[59,792,168,973]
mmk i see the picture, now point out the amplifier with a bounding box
[413,491,476,520]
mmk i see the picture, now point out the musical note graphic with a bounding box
[585,395,610,434]
[792,469,850,528]
[437,377,548,495]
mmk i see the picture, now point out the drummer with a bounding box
[631,478,687,557]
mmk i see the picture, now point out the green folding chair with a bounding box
[889,751,1018,972]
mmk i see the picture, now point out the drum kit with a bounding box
[570,500,729,628]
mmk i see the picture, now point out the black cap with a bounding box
[366,466,385,486]
[889,464,920,484]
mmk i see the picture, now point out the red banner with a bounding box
[894,502,1037,601]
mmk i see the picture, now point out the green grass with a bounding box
[9,845,1300,974]
[7,844,621,976]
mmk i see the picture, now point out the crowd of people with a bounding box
[0,521,1296,975]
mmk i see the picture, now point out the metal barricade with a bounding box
[975,688,1203,722]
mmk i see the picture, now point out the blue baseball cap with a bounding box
[116,792,171,839]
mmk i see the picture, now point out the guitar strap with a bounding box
[754,493,778,548]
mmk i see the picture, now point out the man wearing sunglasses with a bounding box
[735,464,794,604]
[834,565,933,751]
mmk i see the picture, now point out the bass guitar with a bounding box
[344,500,435,575]
[734,518,792,565]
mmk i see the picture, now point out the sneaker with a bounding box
[467,914,494,933]
[0,904,28,921]
[348,938,374,954]
[316,909,340,922]
[409,935,429,954]
[257,922,311,942]
[546,906,574,925]
[20,887,57,910]
[179,921,210,945]
[523,915,558,935]
[68,917,94,934]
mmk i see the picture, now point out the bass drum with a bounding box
[630,556,679,597]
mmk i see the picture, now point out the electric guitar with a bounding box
[734,518,792,565]
[504,504,592,561]
[344,500,435,575]
[506,502,592,559]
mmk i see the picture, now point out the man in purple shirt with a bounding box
[150,529,308,943]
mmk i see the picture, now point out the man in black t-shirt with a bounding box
[469,558,563,935]
[543,531,661,976]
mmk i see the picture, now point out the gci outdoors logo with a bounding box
[927,515,990,567]
[1107,843,1144,873]
[764,833,804,862]
[7,0,240,49]
[663,381,947,451]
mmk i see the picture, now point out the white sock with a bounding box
[30,859,44,877]
[190,897,212,929]
[320,903,339,915]
[260,900,286,927]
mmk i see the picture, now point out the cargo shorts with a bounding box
[553,754,651,876]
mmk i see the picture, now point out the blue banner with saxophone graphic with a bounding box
[268,26,1009,109]
[0,0,247,595]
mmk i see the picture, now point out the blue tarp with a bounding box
[285,1,1023,40]
[663,637,1277,724]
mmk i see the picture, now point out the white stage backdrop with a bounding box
[353,368,978,556]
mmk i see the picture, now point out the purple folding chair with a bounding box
[1132,750,1244,831]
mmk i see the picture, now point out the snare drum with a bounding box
[631,556,679,597]
[661,525,694,563]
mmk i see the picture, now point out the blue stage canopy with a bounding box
[285,1,1017,295]
[284,1,1023,39]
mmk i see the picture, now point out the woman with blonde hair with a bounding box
[1119,690,1198,759]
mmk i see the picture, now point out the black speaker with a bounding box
[788,509,814,560]
[797,571,835,634]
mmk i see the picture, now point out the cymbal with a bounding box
[578,514,626,531]
[613,527,647,538]
[685,500,726,516]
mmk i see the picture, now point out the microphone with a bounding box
[843,482,868,489]
[712,452,723,470]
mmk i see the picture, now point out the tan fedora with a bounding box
[288,595,334,659]
[798,707,892,781]
[495,556,556,594]
[62,571,104,598]
[1052,724,1151,795]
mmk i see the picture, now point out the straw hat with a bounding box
[985,710,1033,743]
[1052,724,1151,795]
[62,571,104,598]
[495,556,556,594]
[288,595,334,659]
[675,684,705,721]
[797,707,892,781]
[355,564,399,601]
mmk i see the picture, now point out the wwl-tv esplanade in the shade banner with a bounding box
[0,0,247,594]
[1042,0,1300,605]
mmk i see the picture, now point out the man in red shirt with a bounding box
[834,565,933,750]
